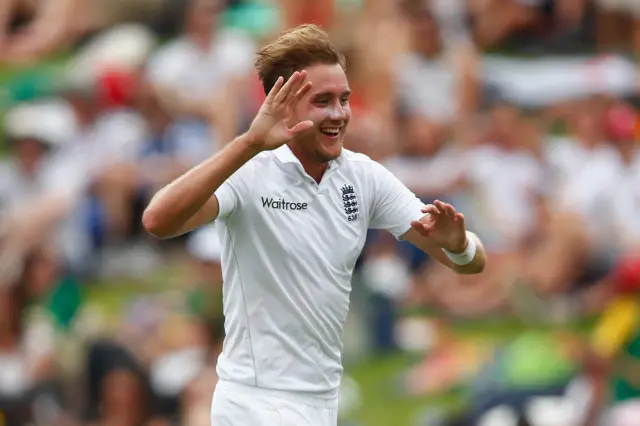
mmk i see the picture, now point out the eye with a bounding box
[340,96,350,105]
[314,97,330,106]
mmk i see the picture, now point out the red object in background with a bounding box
[603,103,639,142]
[614,256,640,294]
[97,69,137,108]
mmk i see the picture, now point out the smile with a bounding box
[320,127,341,137]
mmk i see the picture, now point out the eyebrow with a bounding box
[313,90,352,98]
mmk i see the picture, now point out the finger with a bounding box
[273,71,301,106]
[421,204,439,215]
[410,221,429,236]
[412,220,434,234]
[289,120,314,134]
[444,203,457,217]
[290,82,312,110]
[454,212,465,223]
[434,200,448,215]
[265,76,284,105]
[283,70,307,105]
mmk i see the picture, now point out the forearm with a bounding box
[402,229,486,275]
[142,132,258,238]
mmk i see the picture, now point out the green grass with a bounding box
[345,353,463,426]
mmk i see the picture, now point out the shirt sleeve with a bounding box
[591,296,639,359]
[214,159,256,220]
[368,160,426,239]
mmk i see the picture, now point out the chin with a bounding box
[315,139,343,162]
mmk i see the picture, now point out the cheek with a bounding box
[344,105,352,121]
[293,104,321,123]
[311,107,331,123]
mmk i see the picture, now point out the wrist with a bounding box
[446,236,469,255]
[442,232,476,265]
[237,132,264,157]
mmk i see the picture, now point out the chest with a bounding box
[245,174,369,270]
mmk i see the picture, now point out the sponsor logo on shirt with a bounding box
[261,197,308,211]
[341,184,358,222]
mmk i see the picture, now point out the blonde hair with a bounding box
[255,24,346,95]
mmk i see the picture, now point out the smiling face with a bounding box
[289,63,351,164]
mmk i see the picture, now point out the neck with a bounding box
[288,143,330,183]
[303,161,329,184]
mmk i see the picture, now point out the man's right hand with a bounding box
[246,70,313,153]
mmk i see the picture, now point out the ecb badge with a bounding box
[340,184,358,222]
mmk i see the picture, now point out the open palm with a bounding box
[247,70,313,152]
[410,200,468,253]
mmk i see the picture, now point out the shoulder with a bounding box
[340,149,399,185]
[254,149,279,164]
[233,149,277,177]
[342,149,373,163]
[341,149,384,174]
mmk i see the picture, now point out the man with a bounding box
[143,24,486,426]
[146,0,255,144]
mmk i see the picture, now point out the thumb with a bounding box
[289,120,314,134]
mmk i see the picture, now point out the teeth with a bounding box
[321,128,340,135]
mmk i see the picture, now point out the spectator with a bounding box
[146,0,256,145]
[519,98,620,300]
[87,79,212,249]
[0,280,58,425]
[0,125,78,283]
[0,0,187,64]
[396,0,480,135]
[603,102,640,254]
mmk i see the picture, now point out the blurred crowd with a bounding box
[1,0,640,425]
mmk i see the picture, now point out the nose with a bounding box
[329,100,347,121]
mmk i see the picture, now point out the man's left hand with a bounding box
[410,200,468,253]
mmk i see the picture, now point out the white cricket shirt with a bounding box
[213,145,425,399]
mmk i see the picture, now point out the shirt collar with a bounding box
[274,144,300,164]
[273,144,345,171]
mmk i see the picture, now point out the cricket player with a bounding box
[143,24,487,426]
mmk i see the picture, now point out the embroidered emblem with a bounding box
[340,184,358,222]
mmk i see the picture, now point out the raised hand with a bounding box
[246,70,313,152]
[410,200,468,253]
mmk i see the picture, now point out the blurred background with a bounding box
[1,0,640,425]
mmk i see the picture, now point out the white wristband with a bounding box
[442,232,476,265]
